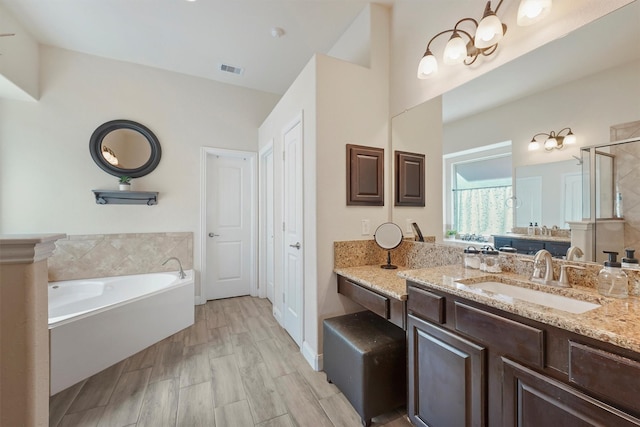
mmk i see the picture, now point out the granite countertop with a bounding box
[493,233,571,243]
[334,265,409,301]
[399,265,640,354]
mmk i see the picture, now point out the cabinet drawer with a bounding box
[407,286,445,324]
[545,241,570,258]
[569,341,640,413]
[455,302,544,367]
[337,275,389,319]
[511,239,545,255]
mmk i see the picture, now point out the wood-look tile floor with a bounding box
[49,296,413,427]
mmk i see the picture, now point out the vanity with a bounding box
[334,238,640,426]
[400,265,640,427]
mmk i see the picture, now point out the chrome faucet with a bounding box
[162,257,186,279]
[531,249,554,284]
[566,246,584,261]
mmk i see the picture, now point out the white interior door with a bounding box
[260,146,276,303]
[282,118,303,347]
[515,176,542,227]
[563,172,582,226]
[206,154,253,300]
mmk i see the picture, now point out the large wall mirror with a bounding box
[390,1,639,259]
[90,119,162,178]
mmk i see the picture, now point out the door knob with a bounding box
[208,233,220,237]
[289,242,301,249]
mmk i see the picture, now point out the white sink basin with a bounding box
[457,281,601,314]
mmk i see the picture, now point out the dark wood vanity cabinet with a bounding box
[502,357,640,427]
[493,236,569,257]
[407,314,486,427]
[336,275,406,329]
[406,281,640,427]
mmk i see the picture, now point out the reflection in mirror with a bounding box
[595,150,615,219]
[101,129,152,169]
[374,222,403,269]
[515,159,581,228]
[578,137,640,263]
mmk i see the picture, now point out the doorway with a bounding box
[201,147,257,301]
[259,142,275,303]
[282,116,304,346]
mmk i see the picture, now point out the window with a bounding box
[444,143,512,237]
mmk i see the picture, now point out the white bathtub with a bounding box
[48,270,194,395]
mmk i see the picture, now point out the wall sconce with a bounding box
[528,127,576,151]
[417,0,552,79]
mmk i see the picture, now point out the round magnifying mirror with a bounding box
[374,222,403,269]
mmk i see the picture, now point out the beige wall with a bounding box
[0,46,280,298]
[391,97,443,241]
[0,4,39,101]
[389,0,633,116]
[444,59,640,168]
[258,4,391,365]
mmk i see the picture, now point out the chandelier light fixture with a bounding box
[528,127,576,151]
[417,0,552,79]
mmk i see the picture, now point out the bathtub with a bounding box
[48,270,194,395]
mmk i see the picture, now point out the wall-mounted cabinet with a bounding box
[92,190,158,205]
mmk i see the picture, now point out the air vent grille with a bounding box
[219,63,244,75]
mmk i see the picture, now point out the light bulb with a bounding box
[417,52,438,79]
[544,137,558,150]
[475,13,504,49]
[528,140,540,151]
[564,132,576,145]
[517,0,552,26]
[443,32,467,65]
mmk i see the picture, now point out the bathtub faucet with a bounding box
[162,257,186,279]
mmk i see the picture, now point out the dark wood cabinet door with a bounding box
[408,314,487,427]
[346,144,384,206]
[502,357,640,427]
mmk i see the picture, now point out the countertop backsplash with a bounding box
[335,239,640,296]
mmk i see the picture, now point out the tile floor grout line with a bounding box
[50,296,412,427]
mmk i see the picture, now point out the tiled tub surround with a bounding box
[48,232,193,281]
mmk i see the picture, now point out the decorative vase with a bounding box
[119,183,131,191]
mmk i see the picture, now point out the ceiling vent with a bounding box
[219,63,244,76]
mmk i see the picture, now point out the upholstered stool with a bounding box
[323,310,406,427]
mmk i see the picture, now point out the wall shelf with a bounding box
[92,190,158,205]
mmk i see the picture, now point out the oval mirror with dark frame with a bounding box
[90,119,162,178]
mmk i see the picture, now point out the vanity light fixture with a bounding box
[528,127,576,151]
[417,0,552,79]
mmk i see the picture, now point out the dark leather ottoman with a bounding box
[323,310,406,427]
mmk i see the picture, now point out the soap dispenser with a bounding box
[597,251,628,298]
[622,248,639,269]
[527,222,534,236]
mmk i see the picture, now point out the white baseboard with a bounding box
[272,306,283,326]
[195,295,206,305]
[302,341,323,371]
